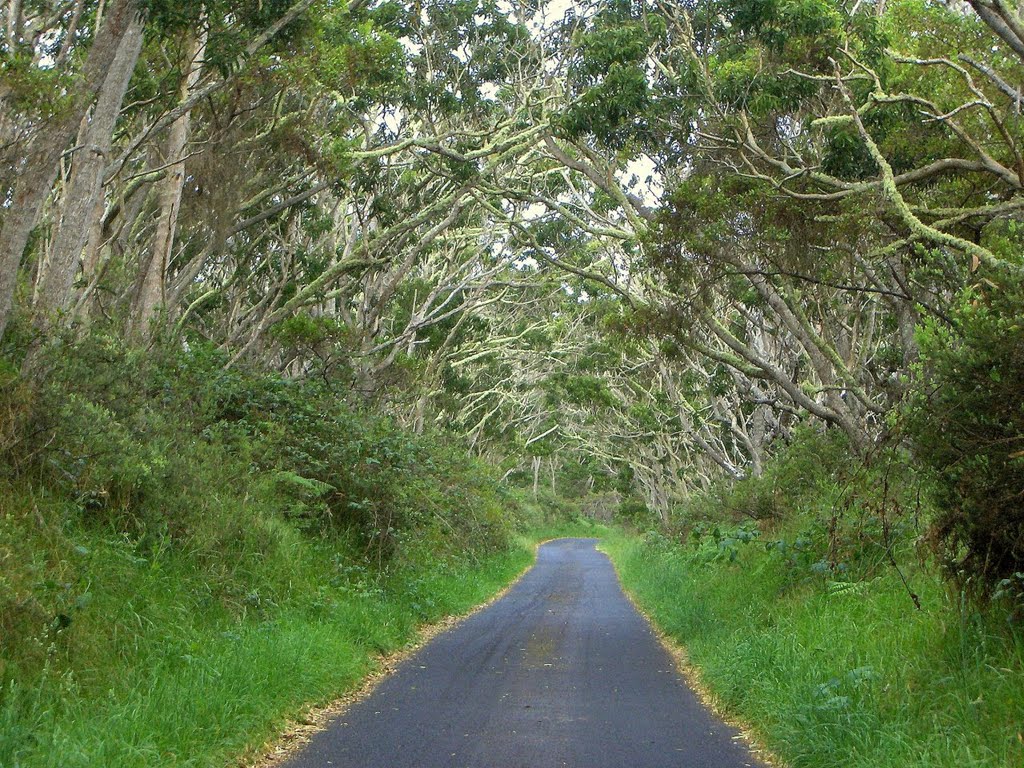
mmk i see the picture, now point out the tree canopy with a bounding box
[2,0,1022,583]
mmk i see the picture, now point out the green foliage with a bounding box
[0,329,560,766]
[673,427,840,520]
[140,0,312,75]
[1,333,519,561]
[907,277,1024,590]
[684,0,852,116]
[402,0,532,115]
[603,418,1022,764]
[268,312,354,382]
[667,426,937,597]
[0,504,533,768]
[543,372,618,409]
[617,495,656,526]
[561,3,666,151]
[603,520,1024,768]
[821,125,878,181]
[310,15,408,108]
[0,53,70,118]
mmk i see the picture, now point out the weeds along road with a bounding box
[281,538,766,768]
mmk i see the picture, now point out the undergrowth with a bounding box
[0,334,571,766]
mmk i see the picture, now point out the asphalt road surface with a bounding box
[282,538,766,768]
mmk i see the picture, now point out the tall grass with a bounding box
[602,441,1024,768]
[0,335,552,766]
[0,518,533,768]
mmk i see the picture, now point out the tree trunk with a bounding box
[129,28,204,343]
[35,12,144,327]
[0,0,139,342]
[5,0,22,49]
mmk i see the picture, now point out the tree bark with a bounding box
[35,12,144,326]
[0,0,139,341]
[129,28,204,343]
[5,0,22,49]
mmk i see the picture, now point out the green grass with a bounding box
[0,517,536,768]
[602,530,1024,768]
[0,336,563,767]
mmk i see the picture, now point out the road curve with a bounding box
[281,538,766,768]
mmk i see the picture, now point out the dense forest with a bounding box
[1,0,1022,766]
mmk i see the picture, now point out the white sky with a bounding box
[619,155,663,206]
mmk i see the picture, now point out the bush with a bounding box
[0,334,517,564]
[0,329,532,728]
[671,427,851,528]
[908,277,1024,589]
[617,495,656,525]
[665,427,929,588]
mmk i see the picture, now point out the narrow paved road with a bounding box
[282,538,766,768]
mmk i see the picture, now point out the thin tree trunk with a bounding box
[0,0,138,342]
[55,0,88,66]
[129,27,204,342]
[35,12,144,326]
[73,172,152,322]
[5,0,22,48]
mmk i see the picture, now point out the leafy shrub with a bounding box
[0,333,517,564]
[671,427,851,528]
[907,278,1024,589]
[667,427,929,588]
[617,495,655,525]
[0,328,530,727]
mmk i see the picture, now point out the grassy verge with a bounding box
[0,337,574,767]
[602,528,1024,768]
[1,522,537,768]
